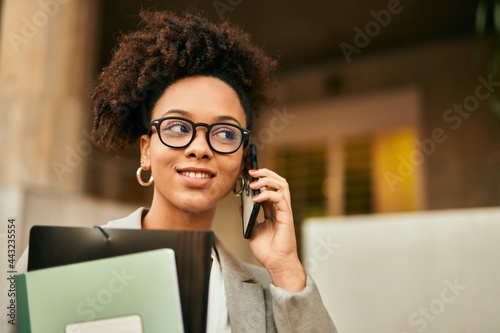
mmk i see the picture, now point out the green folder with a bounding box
[16,249,183,333]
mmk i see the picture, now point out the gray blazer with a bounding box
[1,208,336,333]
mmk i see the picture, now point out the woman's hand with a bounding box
[246,168,306,293]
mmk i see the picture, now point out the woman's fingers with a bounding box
[249,168,291,208]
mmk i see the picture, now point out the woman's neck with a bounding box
[142,192,215,231]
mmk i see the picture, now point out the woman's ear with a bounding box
[139,135,152,170]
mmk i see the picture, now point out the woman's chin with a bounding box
[174,196,218,214]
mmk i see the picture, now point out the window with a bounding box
[273,145,327,248]
[344,138,373,215]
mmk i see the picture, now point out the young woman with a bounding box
[1,10,336,332]
[95,10,335,332]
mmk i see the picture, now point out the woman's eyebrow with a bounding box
[160,109,243,126]
[160,109,190,117]
[214,115,242,126]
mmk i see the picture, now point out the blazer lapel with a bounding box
[214,238,267,333]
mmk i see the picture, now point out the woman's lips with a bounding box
[177,169,215,187]
[179,171,214,179]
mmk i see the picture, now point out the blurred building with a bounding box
[1,0,499,266]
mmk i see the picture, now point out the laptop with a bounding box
[27,225,213,333]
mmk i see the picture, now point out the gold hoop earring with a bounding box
[136,166,153,186]
[232,178,246,196]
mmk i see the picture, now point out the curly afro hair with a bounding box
[90,10,278,152]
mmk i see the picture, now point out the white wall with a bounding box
[303,207,500,333]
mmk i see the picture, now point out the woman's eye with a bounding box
[212,127,238,141]
[164,121,190,134]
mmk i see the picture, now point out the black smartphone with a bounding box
[241,144,261,239]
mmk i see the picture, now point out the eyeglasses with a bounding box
[148,116,250,154]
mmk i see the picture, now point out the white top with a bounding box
[206,248,232,333]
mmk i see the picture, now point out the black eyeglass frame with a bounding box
[147,116,251,154]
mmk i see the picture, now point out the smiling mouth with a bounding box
[179,171,215,179]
